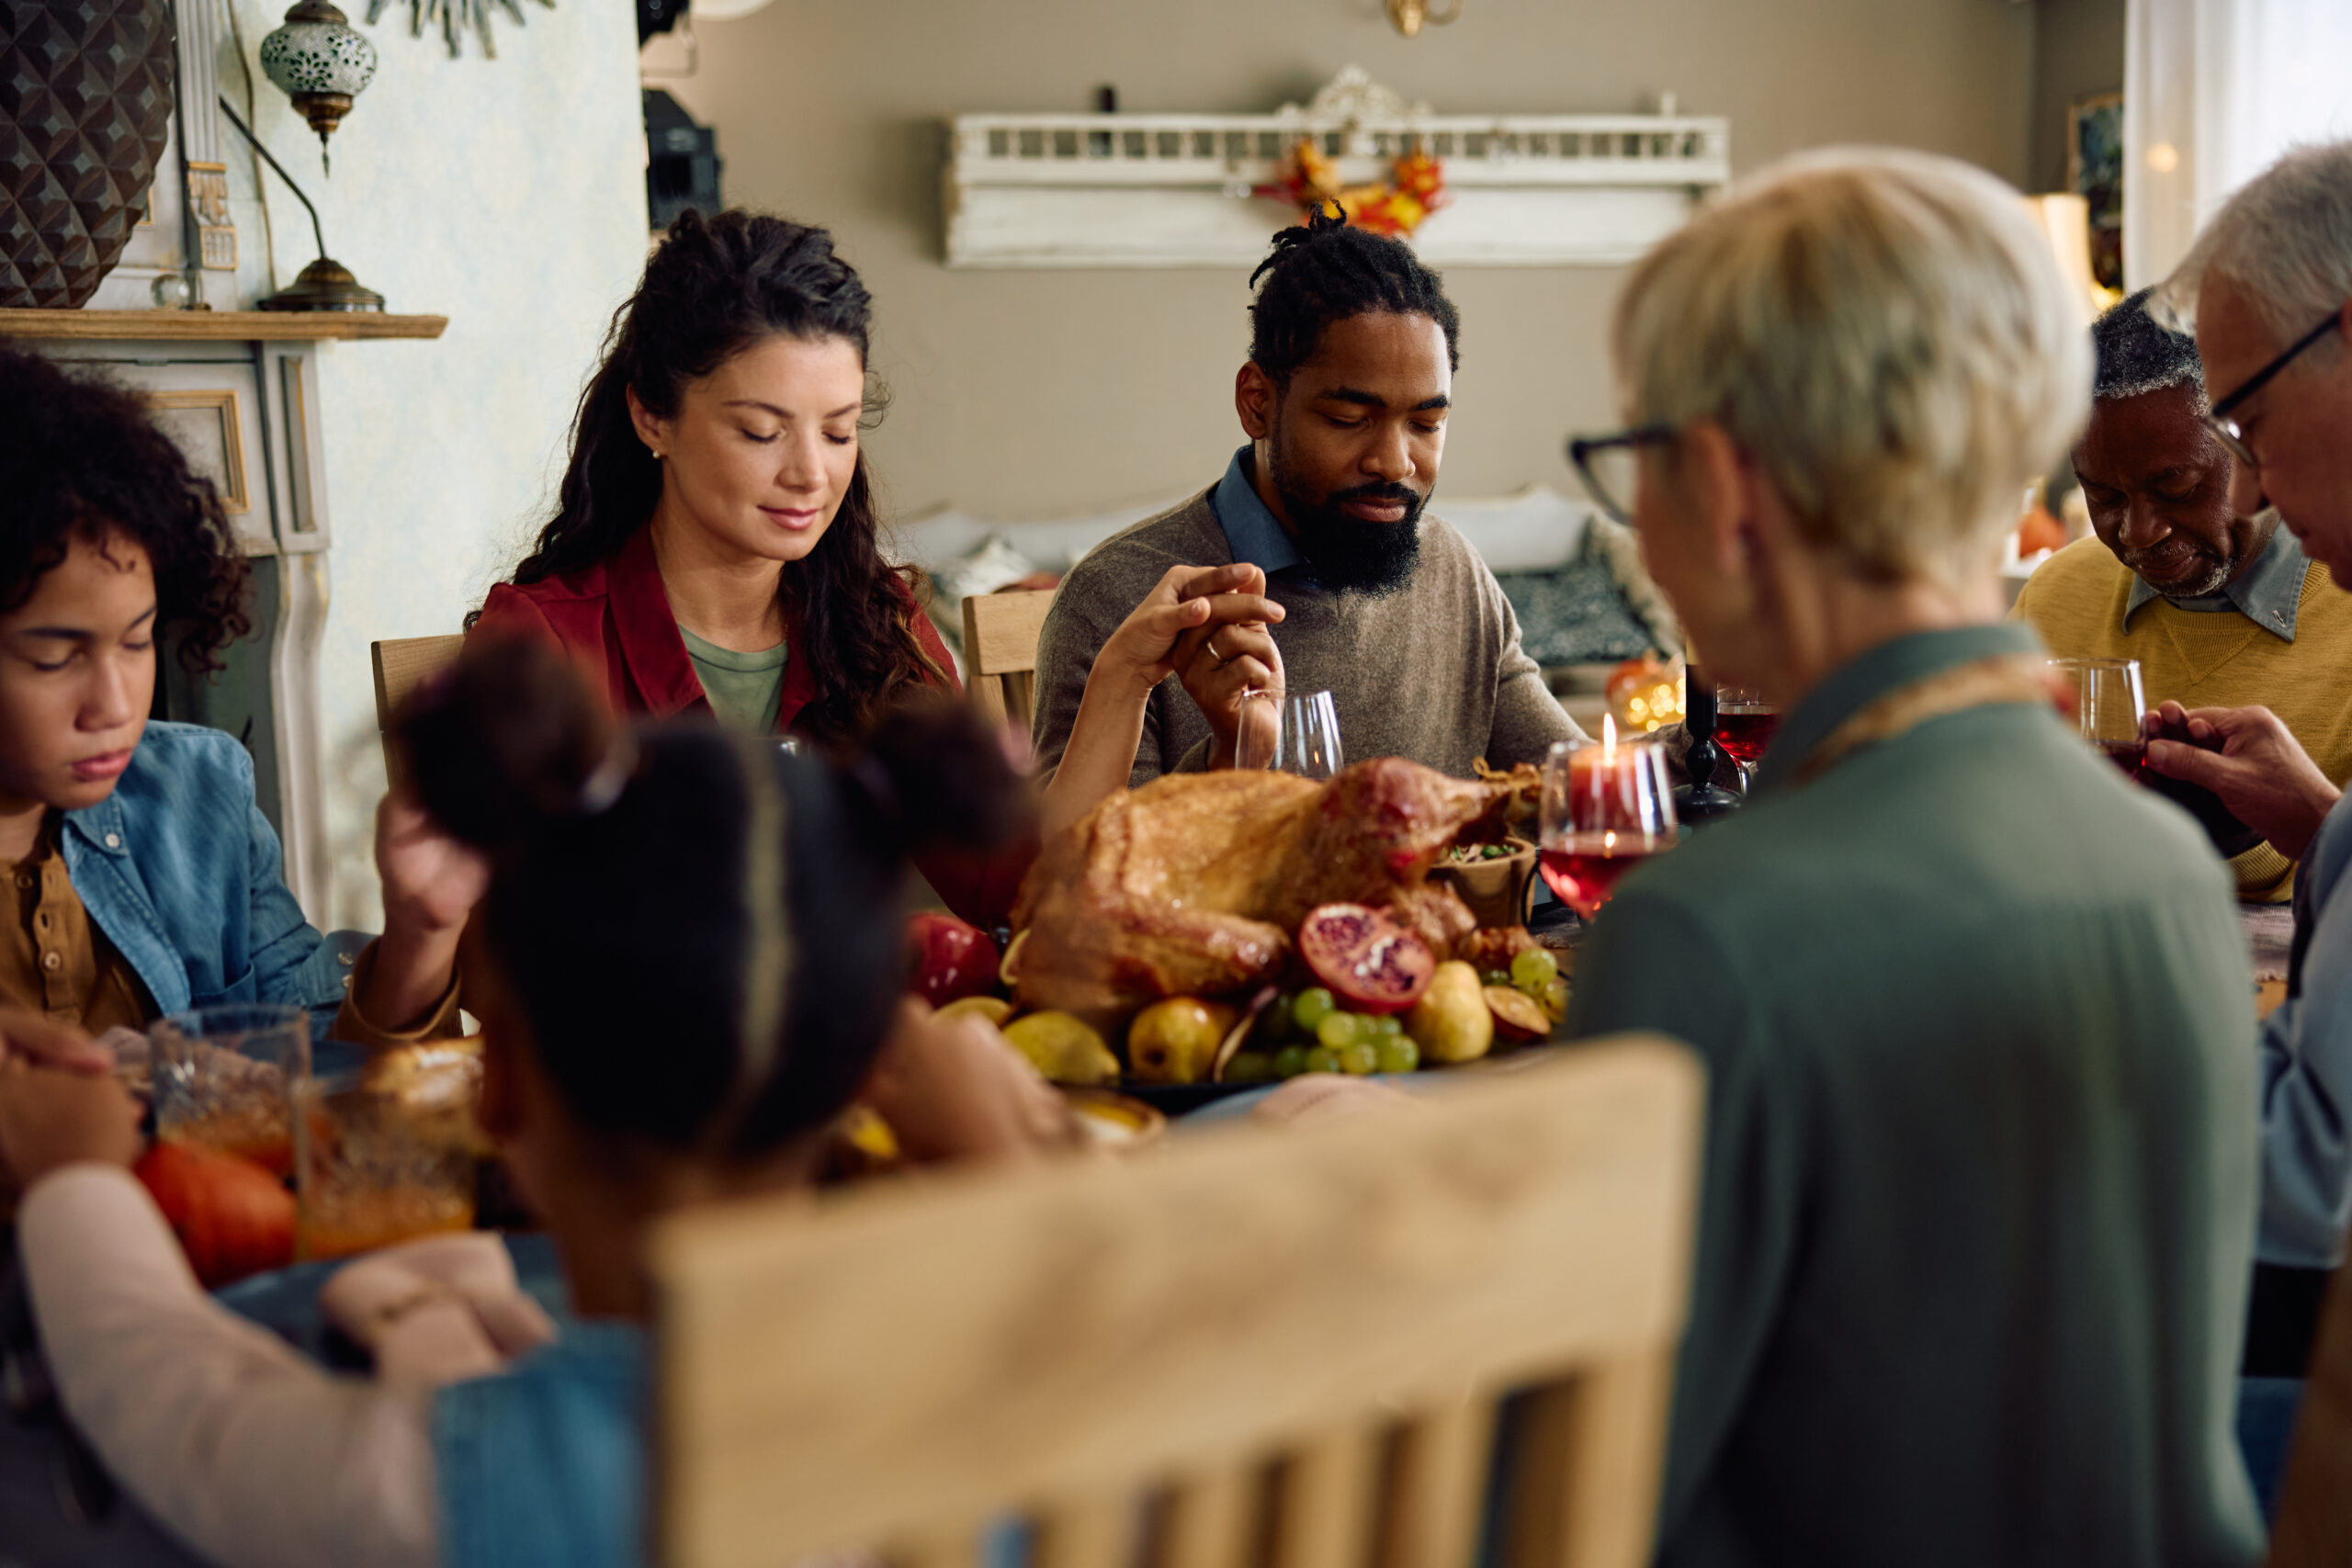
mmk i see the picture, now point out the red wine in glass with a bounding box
[1539,832,1666,919]
[1713,708,1781,769]
[2098,739,2147,782]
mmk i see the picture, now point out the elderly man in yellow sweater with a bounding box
[2015,288,2352,898]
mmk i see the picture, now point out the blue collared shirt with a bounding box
[1205,446,1306,576]
[2122,524,2308,642]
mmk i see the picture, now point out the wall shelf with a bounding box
[945,66,1729,269]
[0,310,448,342]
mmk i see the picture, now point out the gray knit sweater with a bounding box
[1032,488,1585,785]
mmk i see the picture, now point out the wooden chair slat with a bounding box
[1032,1496,1136,1568]
[652,1040,1702,1568]
[369,634,465,784]
[1505,1349,1677,1568]
[1267,1427,1378,1568]
[960,590,1055,734]
[1376,1395,1498,1568]
[1152,1465,1259,1568]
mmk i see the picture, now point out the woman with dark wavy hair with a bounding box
[0,350,469,1039]
[469,209,1039,919]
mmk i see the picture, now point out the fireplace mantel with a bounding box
[0,310,447,342]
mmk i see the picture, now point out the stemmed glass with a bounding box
[1711,684,1781,792]
[2047,657,2148,781]
[1538,724,1679,919]
[1276,691,1345,781]
[1235,689,1344,779]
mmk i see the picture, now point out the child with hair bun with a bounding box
[0,634,1065,1568]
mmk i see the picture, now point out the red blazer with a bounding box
[474,525,1030,928]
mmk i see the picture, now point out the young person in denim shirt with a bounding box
[0,351,469,1039]
[0,635,1064,1568]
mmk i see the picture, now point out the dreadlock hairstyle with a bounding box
[397,633,1028,1160]
[0,351,250,672]
[1247,206,1462,384]
[491,209,941,745]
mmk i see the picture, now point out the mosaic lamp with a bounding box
[259,1,378,174]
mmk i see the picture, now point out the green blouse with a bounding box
[679,625,787,733]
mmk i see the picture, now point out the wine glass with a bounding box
[2047,657,2148,781]
[1712,683,1781,792]
[1276,691,1345,781]
[1234,687,1281,772]
[1538,729,1679,919]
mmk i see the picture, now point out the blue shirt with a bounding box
[2122,525,2308,642]
[61,722,353,1020]
[2254,790,2352,1266]
[1205,447,1306,576]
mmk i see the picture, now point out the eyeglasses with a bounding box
[1566,424,1676,524]
[2203,310,2341,468]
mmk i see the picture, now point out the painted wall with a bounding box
[654,0,2035,527]
[2028,0,2127,196]
[216,1,649,929]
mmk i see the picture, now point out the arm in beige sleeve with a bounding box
[18,1165,438,1568]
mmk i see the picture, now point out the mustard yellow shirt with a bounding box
[2014,532,2352,899]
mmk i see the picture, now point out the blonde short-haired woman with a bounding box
[1566,150,2266,1566]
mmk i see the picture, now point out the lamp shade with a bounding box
[260,2,377,102]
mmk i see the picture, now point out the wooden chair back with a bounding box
[2267,1258,2352,1565]
[960,589,1057,734]
[650,1038,1704,1568]
[369,635,465,781]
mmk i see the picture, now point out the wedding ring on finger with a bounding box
[1205,637,1227,663]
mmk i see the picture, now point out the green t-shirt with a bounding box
[679,625,788,732]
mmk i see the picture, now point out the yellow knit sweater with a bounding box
[2014,536,2352,900]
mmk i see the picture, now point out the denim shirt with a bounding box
[435,1322,647,1568]
[60,722,352,1020]
[2255,789,2352,1266]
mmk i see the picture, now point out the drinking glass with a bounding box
[1711,684,1781,790]
[1276,691,1345,781]
[293,1045,481,1262]
[1234,687,1281,771]
[2047,657,2148,781]
[150,1003,312,1177]
[1538,733,1679,919]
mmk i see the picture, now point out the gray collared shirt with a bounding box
[1205,446,1306,576]
[2122,524,2308,642]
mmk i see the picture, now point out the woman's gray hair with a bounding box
[1611,146,2089,587]
[2160,141,2352,347]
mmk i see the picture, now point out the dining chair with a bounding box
[961,589,1057,734]
[650,1037,1704,1568]
[368,634,465,781]
[2266,1252,2352,1565]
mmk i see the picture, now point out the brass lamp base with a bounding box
[257,255,383,312]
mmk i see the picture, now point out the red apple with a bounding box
[906,913,1000,1008]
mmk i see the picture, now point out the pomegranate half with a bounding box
[1296,902,1435,1016]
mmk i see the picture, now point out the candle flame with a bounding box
[1603,828,1617,854]
[1601,713,1617,755]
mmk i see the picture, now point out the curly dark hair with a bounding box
[1248,205,1463,385]
[487,209,941,744]
[0,350,251,672]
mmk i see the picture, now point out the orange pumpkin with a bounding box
[135,1140,297,1288]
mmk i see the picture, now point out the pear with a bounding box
[1405,961,1493,1065]
[1127,997,1239,1085]
[1001,1011,1121,1087]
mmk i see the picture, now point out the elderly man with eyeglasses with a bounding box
[2140,141,2352,1377]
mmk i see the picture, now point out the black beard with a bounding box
[1266,443,1426,597]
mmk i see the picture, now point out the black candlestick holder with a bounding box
[1676,665,1743,825]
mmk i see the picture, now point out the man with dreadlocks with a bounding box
[1030,210,1587,794]
[2015,288,2352,900]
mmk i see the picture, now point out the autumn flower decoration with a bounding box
[1261,137,1450,237]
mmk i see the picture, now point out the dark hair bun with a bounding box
[394,632,629,853]
[844,695,1029,858]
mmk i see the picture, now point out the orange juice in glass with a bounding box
[150,1004,311,1176]
[293,1052,479,1262]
